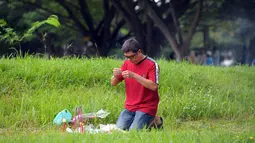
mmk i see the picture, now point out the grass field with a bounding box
[0,57,254,142]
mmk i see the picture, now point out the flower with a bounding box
[249,136,254,140]
[62,118,66,123]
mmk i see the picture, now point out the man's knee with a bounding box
[129,111,154,130]
[116,109,134,130]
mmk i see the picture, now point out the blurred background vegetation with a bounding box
[0,1,255,141]
[0,0,255,65]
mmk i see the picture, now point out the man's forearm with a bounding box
[111,75,121,86]
[133,74,158,91]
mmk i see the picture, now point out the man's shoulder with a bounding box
[123,59,131,65]
[145,57,158,66]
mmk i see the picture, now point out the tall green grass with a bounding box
[1,128,255,143]
[0,57,254,129]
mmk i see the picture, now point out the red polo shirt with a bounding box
[118,57,159,116]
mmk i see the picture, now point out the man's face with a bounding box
[124,50,139,63]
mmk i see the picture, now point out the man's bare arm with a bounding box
[111,75,122,86]
[132,73,158,91]
[122,70,158,91]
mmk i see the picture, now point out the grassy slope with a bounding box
[0,57,255,142]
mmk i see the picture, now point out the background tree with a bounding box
[141,0,204,60]
[219,0,255,64]
[111,0,202,60]
[1,0,255,62]
[1,0,128,57]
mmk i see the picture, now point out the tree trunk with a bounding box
[146,15,154,56]
[97,0,116,56]
[203,25,209,49]
[111,0,147,52]
[180,0,204,57]
[170,3,183,45]
[143,1,181,60]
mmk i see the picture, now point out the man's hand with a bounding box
[113,68,122,77]
[122,70,135,78]
[111,68,122,86]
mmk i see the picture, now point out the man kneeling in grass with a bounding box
[111,38,162,130]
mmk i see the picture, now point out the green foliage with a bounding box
[0,128,255,143]
[0,57,254,127]
[0,15,60,45]
[0,19,7,27]
[0,26,19,44]
[0,57,254,142]
[120,28,129,35]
